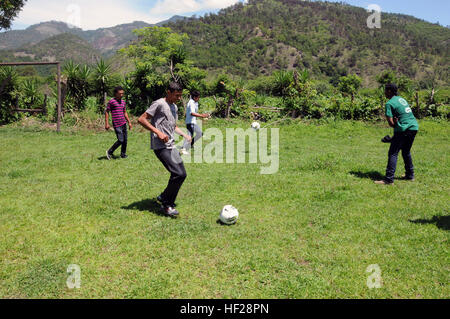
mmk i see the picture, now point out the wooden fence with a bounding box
[0,61,62,132]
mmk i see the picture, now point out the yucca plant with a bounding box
[21,78,42,108]
[94,59,112,109]
[63,61,91,110]
[272,70,293,96]
[0,66,21,124]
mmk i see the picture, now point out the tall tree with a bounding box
[0,0,27,30]
[121,26,206,113]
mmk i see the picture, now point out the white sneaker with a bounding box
[180,148,189,156]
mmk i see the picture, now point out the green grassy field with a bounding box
[0,119,448,299]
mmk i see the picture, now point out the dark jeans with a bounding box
[183,123,203,150]
[154,148,187,207]
[109,124,127,156]
[385,130,417,183]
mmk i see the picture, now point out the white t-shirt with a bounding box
[185,99,198,125]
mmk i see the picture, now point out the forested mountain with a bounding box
[167,0,449,86]
[0,33,102,66]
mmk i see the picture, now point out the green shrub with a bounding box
[0,67,22,125]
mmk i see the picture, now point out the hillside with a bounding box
[167,0,449,86]
[0,1,448,87]
[0,21,79,50]
[0,33,102,71]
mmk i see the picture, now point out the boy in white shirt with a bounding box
[180,91,210,155]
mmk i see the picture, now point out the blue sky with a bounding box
[327,0,450,25]
[10,0,450,30]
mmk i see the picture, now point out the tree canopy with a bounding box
[0,0,27,30]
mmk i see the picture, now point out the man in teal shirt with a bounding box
[375,84,419,185]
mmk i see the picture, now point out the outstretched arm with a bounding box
[191,112,210,119]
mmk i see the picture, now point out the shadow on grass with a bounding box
[98,156,118,161]
[122,199,172,218]
[410,216,449,231]
[216,219,237,227]
[350,170,384,181]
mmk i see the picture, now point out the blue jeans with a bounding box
[385,130,417,183]
[109,124,127,156]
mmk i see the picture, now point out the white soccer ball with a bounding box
[251,121,261,130]
[219,205,239,225]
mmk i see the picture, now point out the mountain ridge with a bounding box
[0,15,187,55]
[0,0,448,87]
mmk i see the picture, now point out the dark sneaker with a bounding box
[156,195,165,204]
[121,154,128,159]
[375,180,394,185]
[402,175,415,181]
[381,135,393,143]
[106,150,113,160]
[162,206,179,217]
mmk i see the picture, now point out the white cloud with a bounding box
[149,0,241,16]
[15,0,153,30]
[12,0,244,30]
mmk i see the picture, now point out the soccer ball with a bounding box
[219,205,239,225]
[251,121,261,130]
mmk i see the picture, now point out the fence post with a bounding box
[57,62,61,133]
[42,94,48,116]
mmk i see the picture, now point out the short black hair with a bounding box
[385,83,398,96]
[168,82,183,92]
[191,91,200,98]
[113,86,124,94]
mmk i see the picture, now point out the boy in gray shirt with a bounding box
[138,82,192,217]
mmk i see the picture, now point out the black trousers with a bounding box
[185,123,203,149]
[109,124,127,156]
[385,130,417,183]
[154,148,187,207]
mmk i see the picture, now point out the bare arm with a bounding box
[105,111,110,130]
[124,111,132,130]
[138,112,169,143]
[386,116,398,128]
[191,112,210,118]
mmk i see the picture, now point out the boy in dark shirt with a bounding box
[105,86,132,159]
[375,84,419,185]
